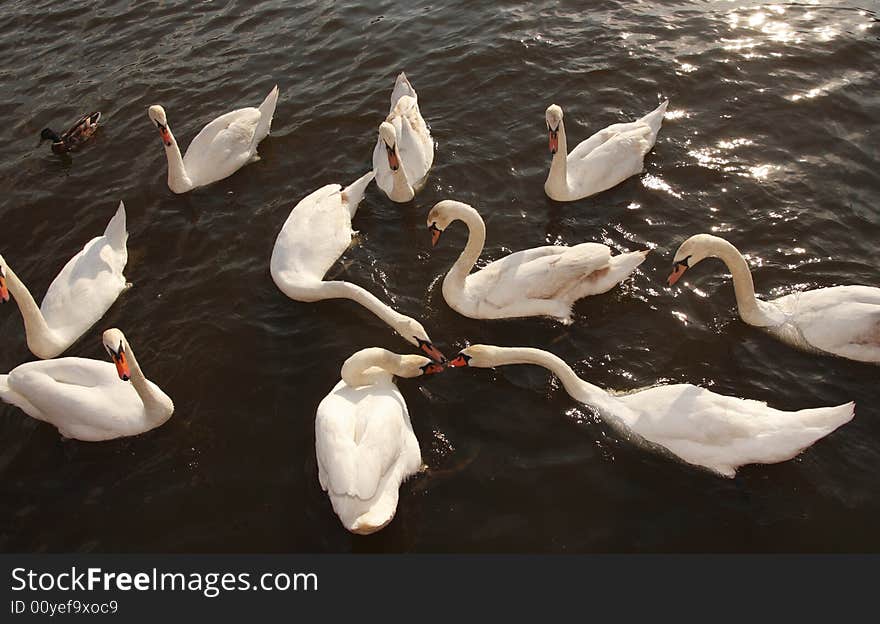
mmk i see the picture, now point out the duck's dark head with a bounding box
[40,128,61,143]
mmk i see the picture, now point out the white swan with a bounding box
[669,234,880,364]
[0,202,127,359]
[449,345,854,478]
[316,347,443,534]
[544,100,668,201]
[427,200,648,323]
[373,72,433,202]
[148,85,279,193]
[270,172,445,362]
[0,328,174,441]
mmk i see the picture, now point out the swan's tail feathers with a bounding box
[104,201,128,250]
[341,171,376,218]
[391,72,417,109]
[0,374,35,415]
[255,84,280,143]
[639,100,669,138]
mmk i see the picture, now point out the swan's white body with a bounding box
[315,348,437,534]
[270,173,442,358]
[670,234,880,364]
[544,101,668,201]
[428,200,647,323]
[372,72,433,202]
[453,345,854,478]
[0,329,174,441]
[149,85,279,193]
[0,202,127,359]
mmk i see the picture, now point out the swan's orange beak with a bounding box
[158,124,172,147]
[421,362,445,376]
[111,350,131,381]
[429,223,442,247]
[667,263,688,286]
[386,144,400,171]
[417,338,446,364]
[548,129,558,154]
[0,275,8,303]
[448,354,470,368]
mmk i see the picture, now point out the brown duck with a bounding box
[40,111,101,153]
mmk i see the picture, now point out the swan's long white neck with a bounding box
[697,237,770,326]
[483,347,610,406]
[160,124,193,193]
[313,281,419,347]
[341,348,401,388]
[122,337,174,420]
[2,264,62,358]
[441,204,486,295]
[546,119,569,193]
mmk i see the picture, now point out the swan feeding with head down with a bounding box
[0,202,127,359]
[544,100,668,201]
[270,172,445,362]
[427,200,647,323]
[373,72,434,202]
[669,234,880,364]
[0,328,174,441]
[148,85,279,193]
[448,345,854,478]
[316,347,443,534]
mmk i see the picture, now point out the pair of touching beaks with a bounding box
[419,350,472,376]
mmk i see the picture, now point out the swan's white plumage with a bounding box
[0,330,173,441]
[151,85,278,193]
[1,202,127,359]
[456,345,854,478]
[315,349,426,534]
[429,200,647,322]
[373,72,433,202]
[545,100,668,201]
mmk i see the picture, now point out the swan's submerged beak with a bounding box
[156,121,172,147]
[385,143,400,171]
[548,126,559,154]
[429,223,442,247]
[109,348,131,381]
[416,338,446,364]
[0,275,8,303]
[448,353,470,368]
[667,262,688,286]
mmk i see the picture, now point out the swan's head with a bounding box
[102,328,131,381]
[378,121,400,171]
[398,354,445,378]
[426,200,472,247]
[0,255,8,303]
[392,317,446,363]
[148,105,172,147]
[448,345,498,369]
[668,234,718,286]
[545,104,563,154]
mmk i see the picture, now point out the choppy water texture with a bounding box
[0,0,878,552]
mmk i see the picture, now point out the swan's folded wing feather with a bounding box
[473,244,611,308]
[183,107,260,183]
[395,109,432,184]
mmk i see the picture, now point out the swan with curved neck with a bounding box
[669,233,880,364]
[373,72,433,203]
[448,345,854,478]
[0,202,127,359]
[316,347,442,534]
[544,100,668,201]
[0,328,174,441]
[148,85,279,194]
[427,200,648,323]
[270,172,445,362]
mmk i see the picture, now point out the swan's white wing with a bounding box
[182,107,260,186]
[565,126,653,198]
[617,384,854,477]
[315,381,408,500]
[775,286,880,363]
[469,243,611,308]
[40,205,127,346]
[567,126,621,161]
[372,137,395,196]
[270,184,350,286]
[6,358,146,439]
[394,100,433,185]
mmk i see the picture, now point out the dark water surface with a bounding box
[1,0,878,552]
